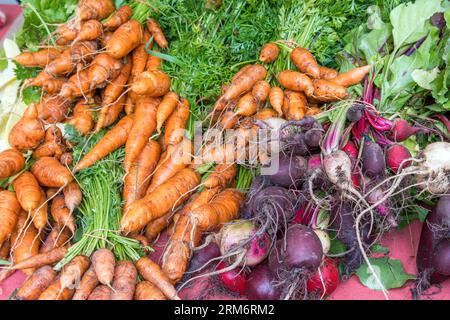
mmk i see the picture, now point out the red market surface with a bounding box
[0,5,23,45]
[1,219,449,300]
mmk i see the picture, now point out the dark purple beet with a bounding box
[263,154,307,187]
[279,117,323,155]
[187,242,221,273]
[362,140,385,177]
[430,12,445,30]
[246,264,281,300]
[432,240,450,276]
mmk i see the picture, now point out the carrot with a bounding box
[55,22,80,45]
[15,47,61,68]
[100,30,114,47]
[319,66,338,80]
[252,80,270,104]
[123,140,161,208]
[203,164,236,189]
[30,189,48,232]
[104,95,126,127]
[189,188,244,231]
[146,18,168,49]
[75,19,103,42]
[68,100,94,136]
[197,143,237,165]
[136,257,180,299]
[11,211,40,275]
[37,94,70,124]
[121,168,201,233]
[219,110,238,129]
[131,31,151,79]
[59,67,91,99]
[31,157,73,187]
[40,228,71,254]
[103,5,132,30]
[145,212,173,241]
[124,97,158,172]
[331,65,372,87]
[74,114,134,171]
[290,47,320,78]
[15,266,56,300]
[268,86,284,116]
[12,172,41,212]
[72,266,99,300]
[91,248,115,286]
[277,70,314,96]
[124,95,135,115]
[0,149,25,180]
[312,79,348,102]
[145,53,162,71]
[106,20,144,59]
[259,43,280,63]
[222,64,267,101]
[37,275,74,300]
[88,53,123,89]
[131,70,170,96]
[60,153,73,167]
[164,98,190,149]
[95,59,132,133]
[32,125,65,160]
[8,104,45,151]
[45,41,98,76]
[110,261,137,300]
[231,65,253,83]
[11,247,68,270]
[255,108,278,120]
[156,92,179,133]
[284,90,307,121]
[235,92,257,117]
[0,190,21,247]
[76,0,115,21]
[145,138,193,195]
[306,106,321,116]
[0,240,10,260]
[87,285,111,300]
[135,281,166,300]
[51,195,76,233]
[42,78,66,94]
[60,255,90,289]
[63,182,82,213]
[46,188,59,199]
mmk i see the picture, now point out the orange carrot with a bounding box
[0,190,21,247]
[156,92,179,133]
[76,0,115,21]
[103,95,126,128]
[254,108,278,120]
[124,97,158,172]
[103,5,132,30]
[31,188,48,232]
[75,20,103,42]
[203,164,236,189]
[145,53,162,71]
[15,266,56,300]
[100,30,114,47]
[235,92,257,117]
[269,86,284,116]
[331,65,372,87]
[31,157,73,187]
[106,20,144,59]
[15,48,61,67]
[231,65,252,83]
[0,149,25,180]
[32,125,65,160]
[8,104,45,151]
[121,168,200,233]
[131,70,170,96]
[11,211,40,275]
[134,281,166,300]
[306,106,321,116]
[136,257,180,299]
[40,228,71,254]
[146,18,168,49]
[91,248,115,286]
[319,66,338,80]
[60,153,73,167]
[259,43,280,63]
[277,70,314,96]
[312,79,348,102]
[59,67,91,99]
[37,275,74,300]
[124,95,135,115]
[45,41,98,76]
[88,285,111,300]
[164,98,190,149]
[63,181,82,213]
[59,255,90,289]
[131,31,151,79]
[74,114,134,171]
[145,138,192,195]
[37,95,70,124]
[123,140,161,208]
[68,100,94,136]
[72,266,99,300]
[42,78,66,94]
[110,261,137,300]
[222,64,267,101]
[290,47,320,78]
[12,171,41,212]
[0,240,10,260]
[51,195,76,234]
[218,110,238,129]
[88,53,123,89]
[55,22,80,45]
[11,247,68,270]
[252,80,270,104]
[284,90,307,121]
[145,212,173,241]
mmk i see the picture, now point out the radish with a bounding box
[388,119,424,142]
[386,144,411,173]
[246,264,280,300]
[306,258,340,297]
[217,261,247,294]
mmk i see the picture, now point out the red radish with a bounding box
[388,119,423,142]
[306,258,340,296]
[386,144,411,173]
[246,264,280,300]
[342,140,358,162]
[217,261,247,294]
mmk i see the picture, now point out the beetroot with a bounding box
[306,258,340,296]
[342,140,358,161]
[246,264,281,300]
[362,140,385,177]
[388,119,422,142]
[386,144,411,173]
[217,262,247,294]
[264,154,307,187]
[187,242,221,274]
[432,240,450,276]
